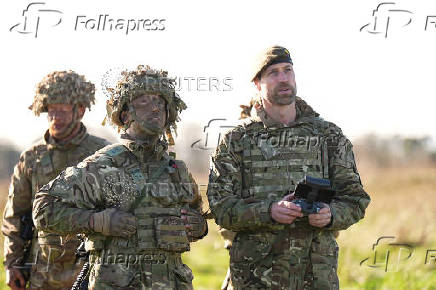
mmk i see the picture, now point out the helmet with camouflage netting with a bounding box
[103,65,187,144]
[29,70,95,115]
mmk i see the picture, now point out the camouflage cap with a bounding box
[251,45,293,82]
[104,65,187,141]
[30,71,95,116]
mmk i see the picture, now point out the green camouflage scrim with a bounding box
[2,124,108,289]
[33,139,207,290]
[207,97,370,289]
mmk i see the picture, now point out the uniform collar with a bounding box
[251,97,319,129]
[44,123,88,150]
[120,134,167,162]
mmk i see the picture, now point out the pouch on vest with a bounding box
[154,216,190,253]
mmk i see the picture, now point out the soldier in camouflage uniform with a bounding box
[207,46,370,289]
[33,65,208,289]
[2,71,109,289]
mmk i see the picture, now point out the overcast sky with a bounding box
[1,0,435,151]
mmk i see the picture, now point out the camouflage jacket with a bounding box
[2,124,108,268]
[32,138,206,288]
[207,97,370,289]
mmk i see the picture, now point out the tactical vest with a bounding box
[86,145,196,258]
[240,118,329,201]
[31,135,107,262]
[230,118,334,289]
[31,146,59,194]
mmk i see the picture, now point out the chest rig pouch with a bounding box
[240,122,330,202]
[132,158,194,253]
[133,207,190,253]
[103,145,194,253]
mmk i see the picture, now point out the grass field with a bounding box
[1,166,436,289]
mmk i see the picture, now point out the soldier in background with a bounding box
[207,46,370,289]
[2,71,109,289]
[33,65,208,289]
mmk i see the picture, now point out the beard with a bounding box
[266,83,297,106]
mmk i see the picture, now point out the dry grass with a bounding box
[1,167,436,289]
[337,166,436,289]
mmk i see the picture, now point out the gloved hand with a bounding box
[6,267,26,290]
[90,208,137,237]
[181,209,208,241]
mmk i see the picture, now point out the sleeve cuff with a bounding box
[259,200,275,224]
[324,204,336,229]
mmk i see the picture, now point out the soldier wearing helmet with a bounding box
[33,65,208,289]
[2,71,109,289]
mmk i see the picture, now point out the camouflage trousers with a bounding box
[88,249,194,290]
[229,227,339,290]
[28,239,83,289]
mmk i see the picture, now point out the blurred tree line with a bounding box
[353,134,436,168]
[0,132,435,182]
[0,142,20,181]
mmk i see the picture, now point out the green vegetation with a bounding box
[1,167,435,289]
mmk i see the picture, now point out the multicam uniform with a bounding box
[2,125,108,289]
[33,65,207,289]
[33,138,204,289]
[207,97,370,289]
[2,70,108,289]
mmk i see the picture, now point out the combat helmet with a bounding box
[104,65,187,145]
[29,70,95,116]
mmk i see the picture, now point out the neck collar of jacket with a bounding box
[44,122,87,150]
[120,134,167,162]
[250,97,319,129]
